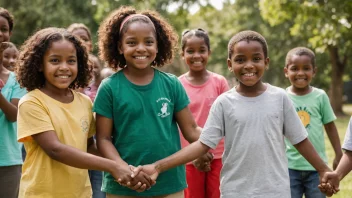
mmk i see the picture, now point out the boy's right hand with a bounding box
[111,163,154,192]
[192,152,213,172]
[318,171,340,197]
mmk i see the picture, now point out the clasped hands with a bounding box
[114,152,214,192]
[318,170,340,197]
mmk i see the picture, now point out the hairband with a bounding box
[119,14,156,32]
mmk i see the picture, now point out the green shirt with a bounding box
[285,87,336,170]
[0,72,27,166]
[93,69,189,196]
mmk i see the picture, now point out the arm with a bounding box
[334,150,352,181]
[0,96,19,122]
[294,138,339,191]
[87,137,101,156]
[95,114,153,190]
[324,121,343,170]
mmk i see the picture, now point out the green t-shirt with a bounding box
[285,87,336,170]
[93,69,189,196]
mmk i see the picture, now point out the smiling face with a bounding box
[41,40,78,91]
[182,36,210,72]
[284,54,316,91]
[227,40,269,88]
[119,21,158,70]
[2,47,18,71]
[0,16,11,43]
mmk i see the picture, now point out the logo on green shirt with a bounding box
[157,97,171,118]
[296,106,312,129]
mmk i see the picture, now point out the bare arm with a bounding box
[87,137,101,156]
[294,138,331,173]
[0,96,19,122]
[324,121,343,169]
[335,150,352,181]
[176,107,202,143]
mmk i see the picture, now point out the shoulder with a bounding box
[74,91,92,103]
[209,71,227,82]
[311,87,328,96]
[19,89,41,104]
[156,69,180,84]
[267,84,287,96]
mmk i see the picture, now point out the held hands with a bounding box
[318,171,340,197]
[192,152,214,172]
[111,163,154,192]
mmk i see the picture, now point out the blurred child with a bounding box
[67,23,93,53]
[0,42,18,71]
[0,8,26,198]
[94,6,211,197]
[100,67,115,79]
[179,28,229,198]
[84,55,104,102]
[16,27,153,198]
[284,47,342,198]
[320,117,352,196]
[133,30,339,198]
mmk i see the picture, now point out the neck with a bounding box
[123,66,155,85]
[289,85,312,96]
[236,81,267,97]
[41,83,73,103]
[186,69,209,85]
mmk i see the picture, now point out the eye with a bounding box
[68,59,77,64]
[186,50,194,54]
[253,57,261,62]
[146,40,154,45]
[126,41,136,45]
[50,58,60,63]
[0,27,8,32]
[234,58,244,63]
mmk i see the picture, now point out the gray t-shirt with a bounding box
[199,84,307,198]
[343,117,352,151]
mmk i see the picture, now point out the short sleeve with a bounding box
[17,100,54,142]
[88,116,96,138]
[342,117,352,151]
[93,79,113,119]
[10,81,27,99]
[320,91,336,124]
[282,93,308,145]
[199,97,225,149]
[173,77,190,112]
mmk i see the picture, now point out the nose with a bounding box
[9,58,16,64]
[58,62,70,71]
[136,43,146,52]
[243,61,254,69]
[192,52,201,58]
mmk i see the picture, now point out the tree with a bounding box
[260,0,352,115]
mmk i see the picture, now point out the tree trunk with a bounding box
[328,46,346,116]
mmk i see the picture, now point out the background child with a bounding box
[0,42,18,71]
[132,30,340,198]
[16,27,153,198]
[68,23,106,198]
[0,8,26,198]
[179,28,229,198]
[284,47,342,198]
[320,116,352,196]
[94,6,211,198]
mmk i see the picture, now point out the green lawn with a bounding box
[324,104,352,198]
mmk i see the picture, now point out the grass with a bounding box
[324,104,352,198]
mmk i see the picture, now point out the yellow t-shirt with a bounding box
[17,89,95,198]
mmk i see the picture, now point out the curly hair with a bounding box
[16,27,91,91]
[181,28,210,52]
[285,47,315,68]
[228,30,268,59]
[98,6,178,69]
[0,7,14,32]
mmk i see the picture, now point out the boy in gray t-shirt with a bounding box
[131,31,339,198]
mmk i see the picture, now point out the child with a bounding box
[0,8,26,198]
[284,47,342,198]
[132,30,340,198]
[320,117,352,196]
[84,55,105,101]
[16,27,153,198]
[0,7,12,43]
[0,42,18,71]
[67,23,93,53]
[178,28,229,198]
[94,6,211,198]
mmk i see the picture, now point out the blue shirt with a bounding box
[0,72,27,166]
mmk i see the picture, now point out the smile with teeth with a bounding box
[243,73,255,77]
[56,75,70,79]
[135,56,147,59]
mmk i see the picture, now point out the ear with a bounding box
[227,58,233,72]
[208,50,212,56]
[284,66,289,78]
[118,43,123,55]
[264,57,270,70]
[313,66,317,77]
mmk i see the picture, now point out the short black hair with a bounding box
[181,28,210,52]
[228,30,268,59]
[285,47,316,68]
[0,7,14,32]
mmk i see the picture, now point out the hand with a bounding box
[131,164,159,182]
[111,163,153,192]
[333,155,342,170]
[318,171,340,197]
[192,152,213,172]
